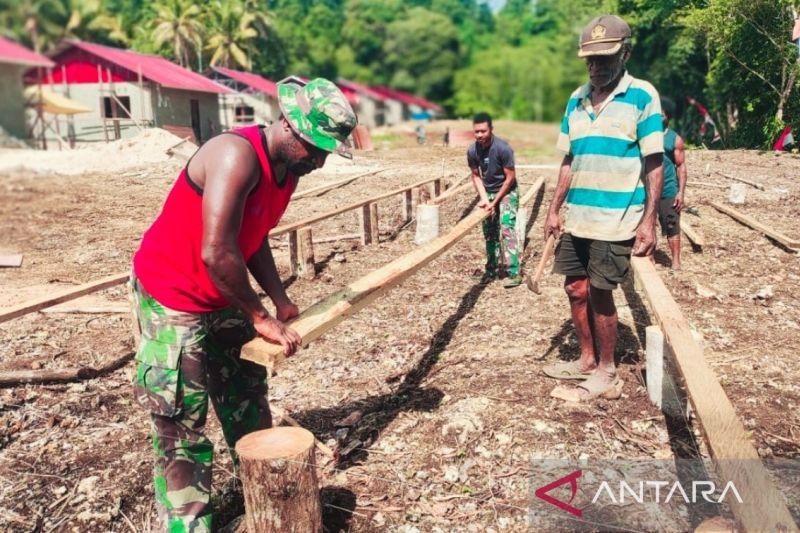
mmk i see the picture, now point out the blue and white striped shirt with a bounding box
[556,72,663,241]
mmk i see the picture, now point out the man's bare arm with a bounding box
[633,153,664,256]
[544,154,573,239]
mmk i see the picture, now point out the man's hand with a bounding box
[632,223,657,257]
[544,211,561,240]
[673,193,685,213]
[254,316,301,357]
[483,202,496,216]
[275,301,299,322]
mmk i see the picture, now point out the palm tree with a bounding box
[150,0,204,68]
[205,0,269,70]
[59,0,129,45]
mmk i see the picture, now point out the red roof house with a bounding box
[0,37,54,139]
[33,40,230,144]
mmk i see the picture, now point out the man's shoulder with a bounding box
[493,136,514,152]
[628,76,660,98]
[466,141,478,157]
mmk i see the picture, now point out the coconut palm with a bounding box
[205,0,270,70]
[150,0,204,68]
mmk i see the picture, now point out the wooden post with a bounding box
[288,231,299,277]
[369,203,379,243]
[411,187,421,213]
[236,427,322,533]
[298,227,315,280]
[433,178,443,197]
[360,204,374,245]
[403,189,413,223]
[97,64,109,143]
[107,67,121,140]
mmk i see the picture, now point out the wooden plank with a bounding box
[710,201,800,250]
[271,176,441,237]
[291,168,389,200]
[241,177,544,369]
[631,257,797,532]
[0,272,129,324]
[688,180,727,189]
[681,220,705,247]
[0,254,23,267]
[717,172,766,191]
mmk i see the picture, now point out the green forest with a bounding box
[2,0,799,148]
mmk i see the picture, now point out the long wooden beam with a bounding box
[271,176,442,237]
[243,177,545,368]
[291,168,390,200]
[0,272,129,324]
[710,201,799,250]
[631,257,797,532]
[717,171,766,191]
[429,178,473,205]
[680,220,705,247]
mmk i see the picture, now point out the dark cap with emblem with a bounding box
[578,15,631,57]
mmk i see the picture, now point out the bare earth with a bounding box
[0,120,798,532]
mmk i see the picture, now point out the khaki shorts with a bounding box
[553,233,634,290]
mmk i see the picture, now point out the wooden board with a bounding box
[0,254,23,267]
[0,272,129,324]
[430,180,474,206]
[717,172,766,190]
[680,221,705,247]
[631,257,797,532]
[270,176,442,237]
[710,201,799,250]
[242,177,544,368]
[291,168,389,200]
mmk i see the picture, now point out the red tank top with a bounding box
[133,125,296,312]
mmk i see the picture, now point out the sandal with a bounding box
[542,360,595,381]
[550,374,624,402]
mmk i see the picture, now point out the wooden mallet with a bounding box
[525,234,556,294]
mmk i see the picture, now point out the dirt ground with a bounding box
[0,120,798,532]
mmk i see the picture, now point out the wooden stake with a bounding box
[687,180,726,189]
[288,231,299,277]
[403,189,413,223]
[236,427,322,533]
[632,257,798,532]
[0,352,133,387]
[645,325,665,408]
[710,201,799,250]
[0,254,23,267]
[369,203,379,243]
[241,178,545,368]
[717,171,766,190]
[359,204,373,245]
[433,178,443,197]
[298,227,315,280]
[0,272,129,324]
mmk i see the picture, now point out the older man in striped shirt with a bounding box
[543,14,664,402]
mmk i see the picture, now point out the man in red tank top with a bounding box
[130,77,357,531]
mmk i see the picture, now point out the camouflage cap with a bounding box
[277,76,358,159]
[578,15,631,57]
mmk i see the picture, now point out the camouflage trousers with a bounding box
[482,188,519,277]
[129,276,271,532]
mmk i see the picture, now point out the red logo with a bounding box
[534,470,583,517]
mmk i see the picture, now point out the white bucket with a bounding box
[728,183,747,205]
[415,204,440,245]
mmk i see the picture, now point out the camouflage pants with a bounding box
[129,276,271,532]
[482,188,519,276]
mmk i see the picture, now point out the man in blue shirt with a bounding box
[658,97,688,270]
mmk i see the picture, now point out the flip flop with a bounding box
[550,374,624,403]
[542,360,594,380]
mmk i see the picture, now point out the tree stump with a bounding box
[236,427,322,533]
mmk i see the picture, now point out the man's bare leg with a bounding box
[584,285,618,388]
[668,235,681,270]
[564,276,597,372]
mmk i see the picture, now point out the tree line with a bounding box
[1,0,798,148]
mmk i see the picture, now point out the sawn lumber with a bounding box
[242,177,545,368]
[632,257,797,532]
[0,272,130,324]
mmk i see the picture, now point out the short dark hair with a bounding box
[660,96,676,119]
[473,112,492,128]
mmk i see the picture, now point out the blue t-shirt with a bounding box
[467,136,515,193]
